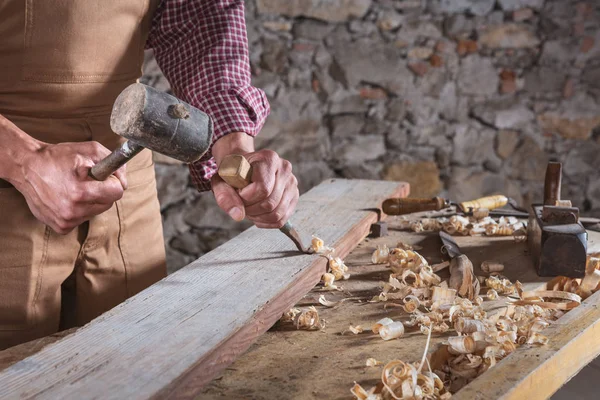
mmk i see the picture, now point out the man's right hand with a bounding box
[11,141,127,234]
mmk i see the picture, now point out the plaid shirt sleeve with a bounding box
[146,0,270,191]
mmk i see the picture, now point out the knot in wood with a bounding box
[169,103,190,119]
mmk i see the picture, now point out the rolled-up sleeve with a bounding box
[146,0,270,191]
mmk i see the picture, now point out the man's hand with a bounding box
[211,132,299,229]
[12,141,127,234]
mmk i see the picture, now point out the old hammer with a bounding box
[89,83,213,181]
[218,155,314,254]
[528,162,588,277]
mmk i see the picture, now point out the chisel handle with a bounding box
[382,197,449,215]
[89,140,144,181]
[459,195,508,212]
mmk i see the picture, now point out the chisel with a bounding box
[217,154,314,254]
[382,195,509,216]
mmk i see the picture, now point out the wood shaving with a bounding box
[379,321,405,340]
[349,325,364,335]
[366,358,383,367]
[318,295,339,308]
[398,215,527,240]
[294,306,323,330]
[372,244,390,264]
[311,235,334,255]
[372,318,394,334]
[480,260,504,273]
[321,272,338,290]
[449,255,480,300]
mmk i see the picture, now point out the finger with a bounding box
[75,178,125,204]
[112,164,128,190]
[248,181,299,228]
[238,152,280,205]
[52,202,114,235]
[212,174,246,221]
[244,166,289,217]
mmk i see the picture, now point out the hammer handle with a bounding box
[89,140,144,181]
[382,197,448,215]
[459,195,508,212]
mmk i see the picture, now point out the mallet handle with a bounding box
[89,140,144,181]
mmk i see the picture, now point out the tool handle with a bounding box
[217,154,253,189]
[382,197,448,215]
[459,195,508,212]
[89,140,144,181]
[544,162,562,206]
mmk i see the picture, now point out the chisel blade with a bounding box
[439,231,462,259]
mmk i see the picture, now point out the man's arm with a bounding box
[146,0,298,228]
[0,114,126,234]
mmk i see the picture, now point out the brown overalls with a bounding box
[0,0,167,350]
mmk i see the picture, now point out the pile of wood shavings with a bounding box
[311,236,350,290]
[350,247,599,399]
[279,236,349,330]
[398,212,526,241]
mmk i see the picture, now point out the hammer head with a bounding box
[528,162,588,278]
[110,83,213,163]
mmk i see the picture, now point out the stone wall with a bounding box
[142,0,600,273]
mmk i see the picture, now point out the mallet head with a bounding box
[110,83,212,162]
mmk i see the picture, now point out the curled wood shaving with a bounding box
[487,289,498,300]
[379,321,405,340]
[448,336,476,356]
[349,325,364,335]
[329,256,350,280]
[485,275,515,295]
[366,358,383,367]
[294,306,323,330]
[318,295,339,308]
[311,235,334,255]
[372,318,394,334]
[449,255,480,300]
[321,272,339,290]
[372,244,390,264]
[480,260,504,273]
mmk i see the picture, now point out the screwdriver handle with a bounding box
[382,197,449,215]
[459,195,508,212]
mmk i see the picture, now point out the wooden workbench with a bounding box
[197,217,600,400]
[1,183,600,399]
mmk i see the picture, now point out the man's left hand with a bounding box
[211,132,299,229]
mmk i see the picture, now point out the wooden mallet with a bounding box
[89,83,213,181]
[218,154,314,254]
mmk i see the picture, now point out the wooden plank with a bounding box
[0,178,408,400]
[0,329,76,372]
[195,220,600,399]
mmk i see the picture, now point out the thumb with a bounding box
[212,174,246,222]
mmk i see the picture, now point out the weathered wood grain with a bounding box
[0,178,408,399]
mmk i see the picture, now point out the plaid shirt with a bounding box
[146,0,270,191]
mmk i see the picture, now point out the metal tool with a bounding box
[89,83,213,181]
[382,195,511,216]
[217,154,314,254]
[528,162,587,278]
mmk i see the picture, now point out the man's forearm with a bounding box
[0,114,43,186]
